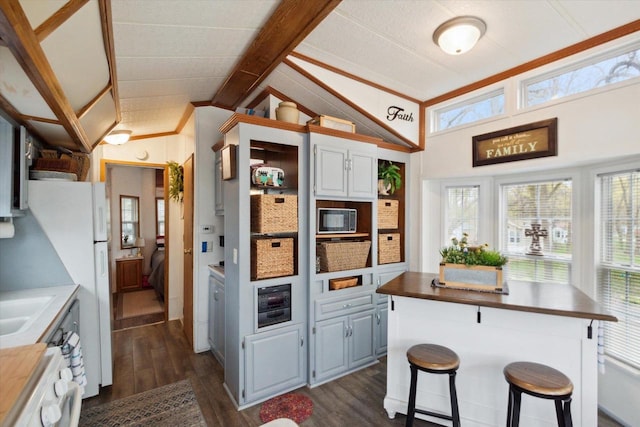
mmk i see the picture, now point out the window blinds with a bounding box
[598,170,640,369]
[500,180,572,284]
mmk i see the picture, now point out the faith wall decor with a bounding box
[472,118,557,167]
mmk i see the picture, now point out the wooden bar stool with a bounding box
[503,361,573,427]
[405,344,461,427]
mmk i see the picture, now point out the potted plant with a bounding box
[439,233,508,291]
[167,161,184,203]
[378,160,402,195]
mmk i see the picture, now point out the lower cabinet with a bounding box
[208,275,225,366]
[116,257,142,292]
[375,303,388,356]
[314,308,376,383]
[244,323,306,403]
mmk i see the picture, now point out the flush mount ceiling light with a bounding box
[104,129,132,145]
[433,16,486,55]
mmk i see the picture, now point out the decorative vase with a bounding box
[378,179,390,195]
[275,101,299,124]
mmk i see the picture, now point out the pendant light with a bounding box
[433,16,486,55]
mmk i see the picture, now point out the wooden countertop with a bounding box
[0,343,47,425]
[376,272,617,322]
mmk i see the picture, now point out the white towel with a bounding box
[597,321,606,374]
[61,331,87,395]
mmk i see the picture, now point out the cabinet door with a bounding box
[213,283,225,365]
[245,323,305,403]
[208,277,216,348]
[314,316,349,382]
[117,258,142,292]
[348,149,376,199]
[315,145,348,197]
[375,304,388,356]
[349,309,375,369]
[214,151,224,215]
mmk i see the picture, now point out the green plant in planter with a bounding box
[378,161,402,195]
[167,161,184,203]
[440,233,508,267]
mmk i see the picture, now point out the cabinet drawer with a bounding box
[315,293,373,320]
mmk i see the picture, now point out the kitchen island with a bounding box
[376,272,616,427]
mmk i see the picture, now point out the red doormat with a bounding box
[259,393,313,424]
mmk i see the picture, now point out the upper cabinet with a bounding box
[312,133,377,200]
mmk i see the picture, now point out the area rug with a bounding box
[79,379,206,426]
[121,289,163,318]
[259,393,313,424]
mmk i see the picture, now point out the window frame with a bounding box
[155,197,165,237]
[120,195,139,249]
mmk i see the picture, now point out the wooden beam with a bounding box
[98,0,121,123]
[0,0,92,152]
[211,0,341,109]
[35,0,89,41]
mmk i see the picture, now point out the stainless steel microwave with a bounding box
[317,208,357,234]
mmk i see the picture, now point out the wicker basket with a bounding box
[378,233,401,264]
[33,158,80,177]
[251,237,294,280]
[317,240,371,272]
[251,194,298,233]
[378,199,399,229]
[329,276,359,290]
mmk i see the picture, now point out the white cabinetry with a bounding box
[314,307,375,384]
[220,115,307,409]
[312,134,376,200]
[244,322,305,402]
[208,273,225,365]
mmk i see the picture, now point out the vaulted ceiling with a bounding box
[1,1,639,153]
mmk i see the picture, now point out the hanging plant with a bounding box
[167,161,184,203]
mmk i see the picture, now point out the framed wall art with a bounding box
[472,118,557,167]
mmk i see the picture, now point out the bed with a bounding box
[148,243,165,300]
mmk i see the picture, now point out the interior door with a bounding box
[183,155,194,348]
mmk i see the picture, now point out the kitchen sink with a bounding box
[0,295,54,336]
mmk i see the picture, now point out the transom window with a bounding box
[598,170,640,369]
[500,179,573,284]
[522,43,640,108]
[432,89,504,132]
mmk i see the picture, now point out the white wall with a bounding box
[416,51,640,424]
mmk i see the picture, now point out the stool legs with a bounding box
[449,371,460,427]
[405,365,460,427]
[406,365,418,427]
[506,385,572,427]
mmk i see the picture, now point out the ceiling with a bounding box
[1,1,640,153]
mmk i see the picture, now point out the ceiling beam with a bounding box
[35,0,89,41]
[211,0,341,109]
[0,0,92,152]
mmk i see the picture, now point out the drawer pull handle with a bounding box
[275,197,285,203]
[271,242,281,248]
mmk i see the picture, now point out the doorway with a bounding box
[102,160,169,330]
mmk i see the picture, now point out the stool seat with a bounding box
[504,361,573,427]
[504,362,573,397]
[407,344,460,371]
[405,344,460,427]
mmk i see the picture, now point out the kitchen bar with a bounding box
[376,272,617,426]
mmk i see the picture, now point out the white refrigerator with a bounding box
[29,180,113,398]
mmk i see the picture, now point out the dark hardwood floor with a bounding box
[82,320,623,427]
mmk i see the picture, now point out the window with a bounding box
[156,197,165,237]
[120,195,139,248]
[444,186,479,244]
[522,43,640,107]
[432,89,504,132]
[598,170,640,369]
[500,179,572,284]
